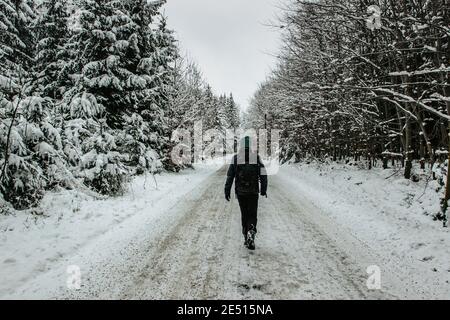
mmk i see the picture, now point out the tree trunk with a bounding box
[404,117,412,179]
[401,75,412,179]
[441,89,450,227]
[419,140,425,170]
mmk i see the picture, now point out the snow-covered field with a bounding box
[1,160,449,299]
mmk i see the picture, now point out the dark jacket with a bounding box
[225,153,268,197]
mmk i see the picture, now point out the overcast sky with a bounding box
[164,0,284,111]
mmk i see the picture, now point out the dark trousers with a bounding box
[237,194,259,236]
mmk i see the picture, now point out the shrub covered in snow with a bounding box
[80,130,128,196]
[118,113,162,175]
[0,96,71,209]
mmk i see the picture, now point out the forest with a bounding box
[1,0,450,214]
[1,0,450,300]
[244,0,449,216]
[0,0,240,210]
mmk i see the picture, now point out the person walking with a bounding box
[225,136,268,250]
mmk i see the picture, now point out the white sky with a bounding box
[164,0,284,111]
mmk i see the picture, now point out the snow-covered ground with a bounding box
[1,160,449,299]
[277,162,450,298]
[0,160,223,299]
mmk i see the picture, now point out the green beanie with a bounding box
[241,136,251,149]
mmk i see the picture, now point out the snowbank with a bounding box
[277,162,450,297]
[0,162,222,299]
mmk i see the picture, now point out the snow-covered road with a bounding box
[117,166,439,300]
[3,164,449,299]
[117,166,383,299]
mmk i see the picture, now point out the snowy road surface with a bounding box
[3,164,449,299]
[119,166,385,299]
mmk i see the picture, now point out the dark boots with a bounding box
[244,225,256,250]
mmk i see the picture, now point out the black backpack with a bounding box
[235,162,260,195]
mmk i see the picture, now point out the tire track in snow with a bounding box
[121,167,402,299]
[121,167,231,299]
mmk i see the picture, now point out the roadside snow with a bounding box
[277,162,450,297]
[0,160,222,299]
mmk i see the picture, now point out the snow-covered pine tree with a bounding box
[0,0,35,84]
[0,97,44,209]
[118,0,162,111]
[201,85,215,130]
[142,12,179,171]
[32,0,71,99]
[114,0,174,171]
[152,14,178,113]
[216,94,229,133]
[80,117,128,196]
[0,95,70,209]
[119,113,162,175]
[58,0,136,195]
[65,92,127,196]
[65,0,131,128]
[218,94,227,127]
[200,87,228,158]
[98,0,179,171]
[0,0,48,209]
[0,0,35,109]
[226,93,240,129]
[169,57,203,130]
